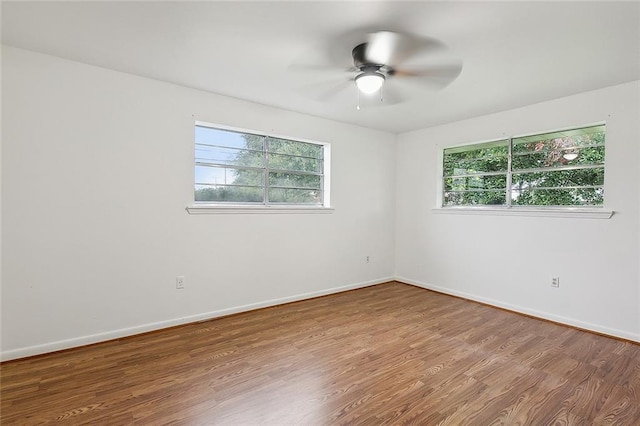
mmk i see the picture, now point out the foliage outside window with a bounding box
[442,125,605,207]
[195,124,327,206]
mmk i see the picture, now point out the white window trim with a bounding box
[186,205,335,215]
[434,122,612,218]
[431,206,613,219]
[189,121,332,214]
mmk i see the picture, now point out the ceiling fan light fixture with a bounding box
[355,71,385,94]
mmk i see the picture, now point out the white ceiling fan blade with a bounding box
[365,31,402,65]
[298,78,353,102]
[366,31,447,67]
[390,61,463,89]
[379,85,407,106]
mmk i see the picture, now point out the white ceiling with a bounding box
[2,1,639,134]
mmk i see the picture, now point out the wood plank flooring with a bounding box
[2,281,639,425]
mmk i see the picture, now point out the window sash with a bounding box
[442,125,605,207]
[194,125,326,206]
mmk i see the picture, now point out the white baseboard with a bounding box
[1,277,393,361]
[396,276,640,343]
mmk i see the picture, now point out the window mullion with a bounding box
[506,138,513,207]
[263,137,269,205]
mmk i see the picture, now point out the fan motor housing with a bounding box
[352,43,382,70]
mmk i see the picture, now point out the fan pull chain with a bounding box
[356,89,360,110]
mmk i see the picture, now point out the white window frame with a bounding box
[434,123,613,219]
[187,122,332,215]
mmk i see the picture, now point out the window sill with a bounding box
[186,204,335,215]
[432,207,614,219]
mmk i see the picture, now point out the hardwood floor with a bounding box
[2,281,639,425]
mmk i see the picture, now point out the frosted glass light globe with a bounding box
[355,72,385,94]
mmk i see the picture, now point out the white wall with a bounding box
[3,45,638,361]
[395,81,640,341]
[1,46,397,360]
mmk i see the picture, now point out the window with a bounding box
[194,124,328,207]
[442,124,606,208]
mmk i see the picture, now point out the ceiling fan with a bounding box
[294,30,463,108]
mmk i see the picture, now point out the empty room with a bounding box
[1,1,639,424]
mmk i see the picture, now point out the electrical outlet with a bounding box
[551,277,560,288]
[366,255,370,263]
[176,276,185,289]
